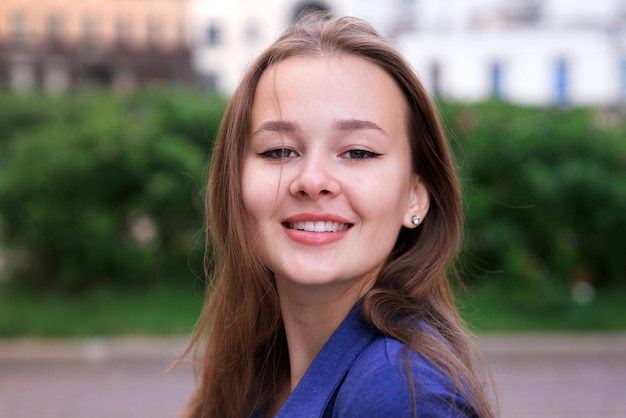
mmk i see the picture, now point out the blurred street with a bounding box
[480,333,626,418]
[0,334,625,418]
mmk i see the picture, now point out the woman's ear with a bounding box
[403,175,430,229]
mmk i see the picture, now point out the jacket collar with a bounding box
[275,303,378,418]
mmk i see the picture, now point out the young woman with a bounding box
[181,14,496,418]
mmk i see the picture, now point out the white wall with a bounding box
[190,0,625,106]
[399,28,621,106]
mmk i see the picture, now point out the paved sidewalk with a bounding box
[0,334,625,418]
[480,333,626,418]
[0,337,194,418]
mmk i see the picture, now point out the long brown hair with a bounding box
[181,14,495,418]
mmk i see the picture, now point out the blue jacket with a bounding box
[256,304,478,417]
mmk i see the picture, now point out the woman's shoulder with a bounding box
[331,333,478,417]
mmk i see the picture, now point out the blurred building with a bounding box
[400,0,626,106]
[0,0,195,93]
[190,0,626,107]
[188,0,416,94]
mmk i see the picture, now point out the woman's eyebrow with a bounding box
[252,120,299,137]
[332,118,386,134]
[251,119,386,136]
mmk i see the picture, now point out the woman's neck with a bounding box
[282,300,349,391]
[275,277,374,393]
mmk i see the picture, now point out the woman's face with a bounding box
[242,54,429,297]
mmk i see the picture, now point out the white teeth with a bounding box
[314,221,326,232]
[290,221,349,232]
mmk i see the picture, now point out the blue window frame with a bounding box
[491,61,503,100]
[555,58,568,106]
[620,58,626,103]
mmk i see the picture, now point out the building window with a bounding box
[10,12,28,46]
[147,19,162,49]
[10,58,36,92]
[430,61,442,99]
[82,15,99,48]
[554,58,569,106]
[177,21,187,46]
[46,14,63,45]
[620,58,626,105]
[206,23,222,46]
[116,17,132,47]
[43,58,69,94]
[245,21,260,43]
[395,0,417,32]
[490,61,503,100]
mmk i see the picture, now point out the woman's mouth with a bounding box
[283,221,352,232]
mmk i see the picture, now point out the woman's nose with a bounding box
[288,154,340,199]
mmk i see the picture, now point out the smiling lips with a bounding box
[284,221,351,233]
[282,217,353,245]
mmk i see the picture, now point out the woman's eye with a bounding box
[342,149,381,160]
[259,148,298,160]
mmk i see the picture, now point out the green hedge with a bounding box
[0,89,225,292]
[442,102,626,309]
[0,92,624,298]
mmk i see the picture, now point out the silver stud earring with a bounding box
[411,215,420,226]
